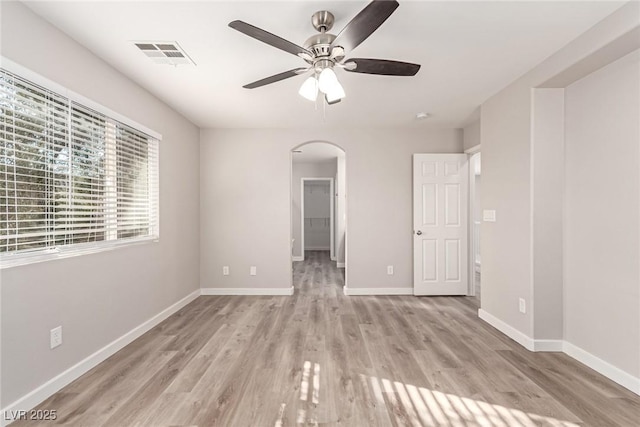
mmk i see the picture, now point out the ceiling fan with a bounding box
[229,0,420,105]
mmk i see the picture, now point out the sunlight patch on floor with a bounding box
[364,374,581,427]
[275,362,581,426]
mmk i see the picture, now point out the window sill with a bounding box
[0,237,159,270]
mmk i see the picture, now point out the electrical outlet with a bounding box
[519,298,526,314]
[387,265,394,275]
[483,210,497,222]
[250,266,257,276]
[50,326,62,349]
[223,266,229,276]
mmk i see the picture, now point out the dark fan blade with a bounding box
[343,58,420,76]
[331,0,399,52]
[229,20,312,58]
[243,68,308,89]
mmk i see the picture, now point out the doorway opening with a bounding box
[469,152,482,302]
[291,142,346,292]
[301,178,334,258]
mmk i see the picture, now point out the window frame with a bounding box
[0,58,161,269]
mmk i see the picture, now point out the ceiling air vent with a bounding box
[134,41,195,66]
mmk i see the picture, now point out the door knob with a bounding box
[416,230,422,235]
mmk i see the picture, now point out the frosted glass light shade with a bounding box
[325,81,346,103]
[298,76,318,101]
[318,68,338,94]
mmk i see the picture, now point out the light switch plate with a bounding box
[250,266,257,276]
[483,210,496,222]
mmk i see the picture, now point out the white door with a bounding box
[413,154,468,295]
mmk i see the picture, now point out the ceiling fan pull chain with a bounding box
[322,96,327,122]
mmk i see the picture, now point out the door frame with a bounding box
[467,150,481,297]
[300,177,335,261]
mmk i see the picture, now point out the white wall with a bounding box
[200,128,462,292]
[531,89,564,340]
[336,156,346,266]
[463,120,481,152]
[0,2,200,407]
[564,51,639,378]
[291,161,336,258]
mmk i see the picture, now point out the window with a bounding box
[0,68,159,266]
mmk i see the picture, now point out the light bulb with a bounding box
[325,80,346,103]
[298,76,318,101]
[318,68,338,94]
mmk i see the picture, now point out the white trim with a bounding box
[0,290,200,426]
[330,256,336,261]
[478,309,535,351]
[464,144,481,154]
[344,287,413,296]
[201,287,294,296]
[337,262,346,268]
[563,341,640,395]
[304,246,331,250]
[0,57,161,140]
[467,152,480,297]
[0,237,158,270]
[533,340,564,352]
[292,256,304,262]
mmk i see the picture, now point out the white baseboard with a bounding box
[331,256,336,261]
[344,287,413,296]
[292,256,304,262]
[0,289,201,427]
[201,287,294,296]
[478,309,535,351]
[533,339,564,352]
[337,262,345,268]
[478,309,639,396]
[563,341,640,395]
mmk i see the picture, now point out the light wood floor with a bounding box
[18,251,639,426]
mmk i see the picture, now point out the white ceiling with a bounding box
[24,1,623,129]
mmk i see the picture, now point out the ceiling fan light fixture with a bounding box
[318,67,338,94]
[325,80,346,103]
[299,76,319,101]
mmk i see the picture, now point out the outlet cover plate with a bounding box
[483,210,496,222]
[50,326,62,349]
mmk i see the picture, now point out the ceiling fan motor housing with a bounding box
[303,33,336,58]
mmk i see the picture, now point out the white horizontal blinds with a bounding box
[148,138,159,238]
[115,121,156,240]
[0,70,69,253]
[67,103,107,244]
[0,66,160,257]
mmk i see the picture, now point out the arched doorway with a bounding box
[291,141,346,293]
